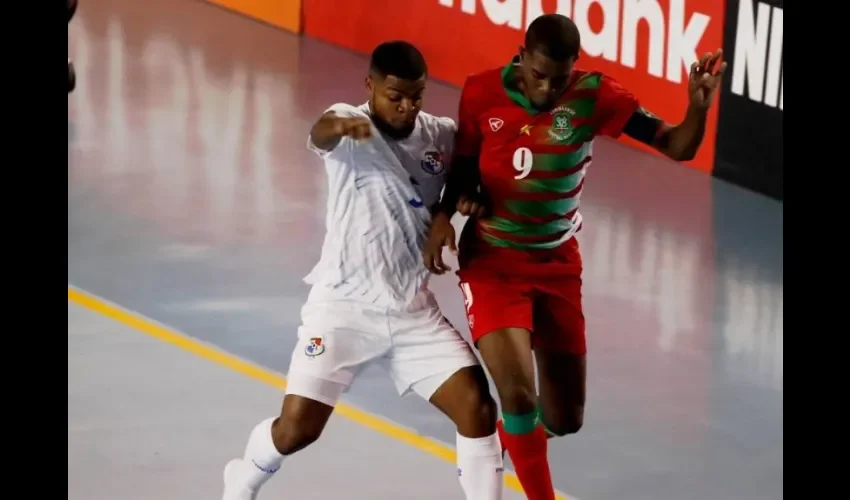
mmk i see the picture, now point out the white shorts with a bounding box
[285,287,479,407]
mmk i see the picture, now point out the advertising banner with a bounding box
[207,0,302,34]
[713,0,782,199]
[303,0,725,173]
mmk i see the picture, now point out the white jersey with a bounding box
[304,102,456,309]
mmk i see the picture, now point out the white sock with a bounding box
[239,417,286,490]
[456,432,505,500]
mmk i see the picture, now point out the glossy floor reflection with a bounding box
[68,1,783,499]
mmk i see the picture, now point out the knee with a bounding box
[271,413,325,455]
[498,382,537,415]
[455,389,499,436]
[543,406,584,437]
[472,393,499,431]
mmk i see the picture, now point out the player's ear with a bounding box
[518,46,526,61]
[365,75,374,93]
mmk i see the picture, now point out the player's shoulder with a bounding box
[415,111,456,150]
[572,70,631,95]
[459,67,506,117]
[322,102,370,118]
[416,110,456,135]
[461,66,504,94]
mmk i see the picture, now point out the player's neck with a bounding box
[511,72,544,112]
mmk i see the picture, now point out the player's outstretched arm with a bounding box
[309,111,372,152]
[623,50,726,162]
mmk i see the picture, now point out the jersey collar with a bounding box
[501,56,539,115]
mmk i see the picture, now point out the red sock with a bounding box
[497,420,556,500]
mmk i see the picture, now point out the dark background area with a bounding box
[713,0,783,200]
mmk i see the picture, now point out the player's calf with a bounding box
[539,403,583,437]
[429,366,504,500]
[271,393,334,453]
[535,349,587,438]
[222,391,337,500]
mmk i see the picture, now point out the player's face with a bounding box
[519,48,575,111]
[368,74,425,138]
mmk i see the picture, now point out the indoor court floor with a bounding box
[68,1,783,499]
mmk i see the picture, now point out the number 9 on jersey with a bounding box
[512,147,533,180]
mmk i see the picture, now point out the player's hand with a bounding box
[688,49,727,110]
[456,193,488,218]
[423,212,457,275]
[333,117,372,140]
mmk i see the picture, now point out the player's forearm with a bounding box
[310,114,344,152]
[657,105,708,162]
[437,176,464,217]
[436,156,479,216]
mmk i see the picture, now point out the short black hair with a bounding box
[525,14,581,61]
[369,41,428,81]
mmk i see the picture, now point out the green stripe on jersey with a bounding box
[504,197,581,218]
[481,231,571,251]
[573,73,602,90]
[518,171,585,193]
[531,144,591,172]
[562,97,596,119]
[481,216,575,237]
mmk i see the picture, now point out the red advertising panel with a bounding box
[304,0,725,172]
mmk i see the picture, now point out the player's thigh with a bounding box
[475,327,537,415]
[532,275,587,435]
[457,272,534,347]
[383,307,481,404]
[286,302,390,408]
[386,304,497,435]
[532,273,586,356]
[457,273,537,413]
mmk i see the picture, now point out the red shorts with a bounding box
[456,237,586,355]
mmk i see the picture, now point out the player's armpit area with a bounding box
[622,107,665,147]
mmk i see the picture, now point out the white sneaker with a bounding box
[222,459,258,500]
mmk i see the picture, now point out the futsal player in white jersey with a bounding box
[221,41,505,500]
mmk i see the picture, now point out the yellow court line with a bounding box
[68,286,573,500]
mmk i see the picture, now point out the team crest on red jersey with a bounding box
[421,151,445,175]
[549,106,576,142]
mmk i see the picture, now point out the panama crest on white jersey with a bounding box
[304,102,456,308]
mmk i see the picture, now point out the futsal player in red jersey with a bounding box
[423,14,726,500]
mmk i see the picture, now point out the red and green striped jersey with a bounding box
[455,61,640,253]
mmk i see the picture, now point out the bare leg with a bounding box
[535,350,586,436]
[476,328,556,500]
[428,365,497,438]
[222,389,340,500]
[429,365,503,500]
